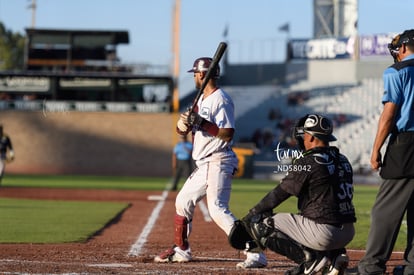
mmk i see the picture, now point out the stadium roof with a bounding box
[25,28,129,48]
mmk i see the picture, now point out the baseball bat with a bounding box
[188,41,227,113]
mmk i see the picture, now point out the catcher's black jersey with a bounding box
[280,146,356,224]
[0,135,13,159]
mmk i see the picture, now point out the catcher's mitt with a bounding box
[228,220,254,250]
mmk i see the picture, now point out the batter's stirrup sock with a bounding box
[174,214,189,250]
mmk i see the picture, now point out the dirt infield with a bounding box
[0,187,404,274]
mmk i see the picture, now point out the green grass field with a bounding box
[0,175,407,250]
[0,198,128,243]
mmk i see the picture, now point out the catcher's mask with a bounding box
[388,29,414,63]
[293,114,336,150]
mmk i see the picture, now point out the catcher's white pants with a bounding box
[175,150,238,235]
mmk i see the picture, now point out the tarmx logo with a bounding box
[274,142,304,162]
[273,142,309,174]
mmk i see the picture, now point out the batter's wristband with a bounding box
[201,120,219,136]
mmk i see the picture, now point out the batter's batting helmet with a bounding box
[293,114,336,150]
[187,57,220,78]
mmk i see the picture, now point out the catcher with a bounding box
[229,114,356,275]
[0,124,15,185]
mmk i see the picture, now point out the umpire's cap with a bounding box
[294,114,336,142]
[388,30,414,63]
[396,29,414,46]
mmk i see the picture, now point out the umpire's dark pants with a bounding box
[358,178,414,275]
[172,159,192,191]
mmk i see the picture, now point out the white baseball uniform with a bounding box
[175,87,238,235]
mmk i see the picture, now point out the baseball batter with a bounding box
[154,57,267,268]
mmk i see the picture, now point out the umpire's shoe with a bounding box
[344,266,384,275]
[154,245,192,263]
[344,267,359,275]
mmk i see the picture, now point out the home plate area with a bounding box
[0,187,404,274]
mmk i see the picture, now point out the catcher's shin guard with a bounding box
[174,214,189,250]
[248,217,310,264]
[266,230,311,264]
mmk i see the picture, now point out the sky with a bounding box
[0,0,413,96]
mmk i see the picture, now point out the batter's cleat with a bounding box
[236,259,267,269]
[154,245,192,263]
[236,252,267,269]
[323,254,349,275]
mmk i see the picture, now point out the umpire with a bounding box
[347,29,414,275]
[171,134,193,191]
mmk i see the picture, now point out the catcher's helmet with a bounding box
[187,57,220,78]
[388,29,414,63]
[293,114,336,150]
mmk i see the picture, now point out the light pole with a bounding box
[27,0,37,28]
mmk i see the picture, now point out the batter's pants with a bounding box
[175,150,238,236]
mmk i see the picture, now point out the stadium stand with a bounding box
[226,78,385,179]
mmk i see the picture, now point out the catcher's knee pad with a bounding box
[266,230,311,264]
[249,217,275,250]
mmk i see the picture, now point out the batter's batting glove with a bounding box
[177,112,190,133]
[187,111,205,128]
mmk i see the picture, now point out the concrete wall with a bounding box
[223,63,287,86]
[1,111,177,177]
[307,60,357,84]
[356,60,391,80]
[221,59,390,89]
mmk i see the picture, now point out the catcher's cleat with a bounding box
[285,254,329,275]
[323,253,349,275]
[154,245,192,263]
